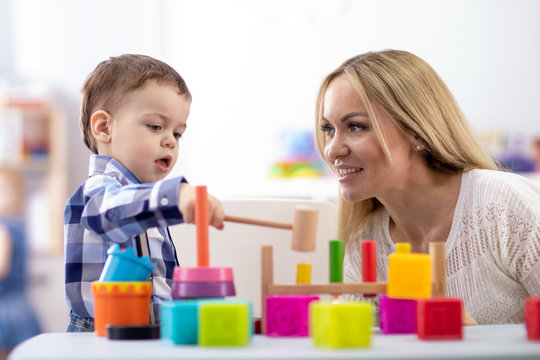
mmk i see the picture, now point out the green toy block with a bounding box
[198,299,252,346]
[310,301,373,348]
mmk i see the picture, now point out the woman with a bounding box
[315,49,540,324]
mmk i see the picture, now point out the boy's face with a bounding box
[101,80,190,183]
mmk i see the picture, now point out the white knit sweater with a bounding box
[343,169,540,324]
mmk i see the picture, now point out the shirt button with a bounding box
[160,197,169,206]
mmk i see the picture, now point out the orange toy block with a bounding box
[387,243,431,299]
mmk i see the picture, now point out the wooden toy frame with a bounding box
[260,242,456,333]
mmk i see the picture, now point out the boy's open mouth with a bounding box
[155,156,171,173]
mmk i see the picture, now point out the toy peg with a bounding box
[361,240,377,297]
[224,206,319,252]
[429,242,446,297]
[329,240,343,283]
[195,186,210,267]
[296,263,311,284]
[429,242,477,325]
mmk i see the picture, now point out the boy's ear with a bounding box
[90,110,112,144]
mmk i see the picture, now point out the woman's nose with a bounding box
[325,134,349,162]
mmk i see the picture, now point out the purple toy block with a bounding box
[266,295,319,337]
[379,295,417,334]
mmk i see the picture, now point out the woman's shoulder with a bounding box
[462,169,540,203]
[458,169,540,221]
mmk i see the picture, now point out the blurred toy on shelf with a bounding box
[269,130,326,178]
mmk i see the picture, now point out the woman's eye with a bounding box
[320,124,335,136]
[148,124,161,131]
[348,122,367,132]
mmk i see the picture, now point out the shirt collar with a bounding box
[88,154,141,185]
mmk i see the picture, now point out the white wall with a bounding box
[6,0,540,195]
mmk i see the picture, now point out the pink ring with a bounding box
[173,267,234,282]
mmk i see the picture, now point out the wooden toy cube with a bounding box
[199,299,252,346]
[387,244,431,299]
[310,301,373,348]
[379,295,417,334]
[266,295,319,337]
[525,297,540,341]
[160,300,199,345]
[417,298,463,340]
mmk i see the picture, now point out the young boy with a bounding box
[64,54,224,332]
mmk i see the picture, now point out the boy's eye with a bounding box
[173,132,182,140]
[148,124,162,131]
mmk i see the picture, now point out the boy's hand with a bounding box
[178,183,225,230]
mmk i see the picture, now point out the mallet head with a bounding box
[291,206,319,252]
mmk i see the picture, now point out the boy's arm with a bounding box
[80,174,184,243]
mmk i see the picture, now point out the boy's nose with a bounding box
[162,134,176,148]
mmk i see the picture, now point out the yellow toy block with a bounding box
[309,301,373,348]
[387,243,432,299]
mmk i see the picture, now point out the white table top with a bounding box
[9,324,540,360]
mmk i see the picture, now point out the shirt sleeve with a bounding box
[80,174,184,243]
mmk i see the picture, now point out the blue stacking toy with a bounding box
[99,243,155,282]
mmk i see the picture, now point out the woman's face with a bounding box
[321,75,416,203]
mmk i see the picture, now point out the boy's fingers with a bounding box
[209,198,225,230]
[181,203,195,224]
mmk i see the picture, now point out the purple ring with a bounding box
[171,281,236,299]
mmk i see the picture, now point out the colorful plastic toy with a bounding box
[161,300,201,345]
[198,299,253,346]
[525,296,540,341]
[92,281,152,337]
[417,298,463,340]
[387,243,432,299]
[329,239,343,283]
[296,263,311,284]
[310,301,373,348]
[266,295,319,337]
[171,186,236,300]
[379,295,417,334]
[98,243,155,282]
[361,240,377,297]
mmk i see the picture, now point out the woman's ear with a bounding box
[90,110,112,144]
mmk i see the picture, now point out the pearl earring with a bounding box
[416,145,421,151]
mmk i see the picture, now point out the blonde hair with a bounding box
[314,50,498,245]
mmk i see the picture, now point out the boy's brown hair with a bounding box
[80,54,191,153]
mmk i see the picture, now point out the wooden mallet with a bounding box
[224,205,319,252]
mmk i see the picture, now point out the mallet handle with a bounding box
[224,215,293,230]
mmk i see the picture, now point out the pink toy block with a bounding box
[266,295,319,337]
[525,296,540,341]
[417,298,463,340]
[379,295,417,334]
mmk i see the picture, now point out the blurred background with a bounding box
[0,0,539,334]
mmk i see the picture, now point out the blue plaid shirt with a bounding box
[64,155,185,320]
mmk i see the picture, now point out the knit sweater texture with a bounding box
[343,169,540,324]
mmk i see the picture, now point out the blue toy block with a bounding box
[160,300,200,345]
